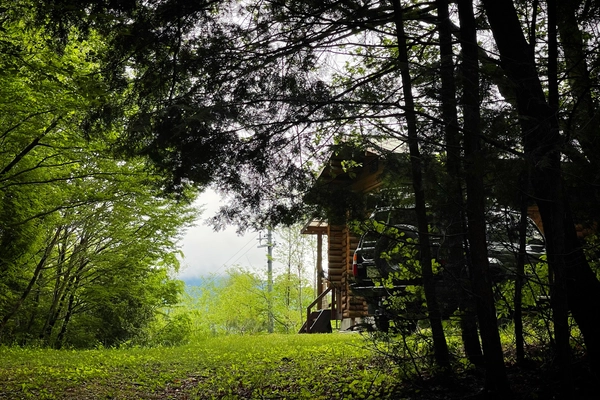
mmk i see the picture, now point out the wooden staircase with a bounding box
[299,309,332,333]
[299,286,342,333]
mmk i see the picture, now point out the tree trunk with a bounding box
[546,0,572,380]
[556,0,600,169]
[481,0,600,378]
[436,0,483,367]
[0,227,62,339]
[25,275,43,337]
[56,275,82,349]
[391,0,451,371]
[40,236,70,343]
[458,0,510,393]
[514,173,530,364]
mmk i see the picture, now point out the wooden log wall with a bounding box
[327,225,345,285]
[328,225,368,319]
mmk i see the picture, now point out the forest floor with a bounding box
[0,332,596,399]
[391,358,596,400]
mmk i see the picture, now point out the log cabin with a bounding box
[297,146,555,333]
[299,148,386,332]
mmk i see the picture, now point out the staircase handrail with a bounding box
[305,287,332,333]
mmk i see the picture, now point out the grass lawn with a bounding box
[0,332,400,399]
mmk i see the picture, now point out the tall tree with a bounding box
[0,5,197,347]
[481,0,600,378]
[458,0,510,392]
[391,0,450,371]
[435,0,483,367]
[275,225,318,330]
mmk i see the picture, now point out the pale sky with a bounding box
[177,189,276,280]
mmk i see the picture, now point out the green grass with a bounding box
[0,333,400,399]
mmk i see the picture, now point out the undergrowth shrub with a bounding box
[138,312,193,347]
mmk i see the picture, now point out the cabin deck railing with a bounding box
[303,284,343,333]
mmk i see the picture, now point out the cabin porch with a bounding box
[299,220,368,333]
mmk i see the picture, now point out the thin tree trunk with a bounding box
[40,230,89,344]
[40,235,70,342]
[514,173,529,364]
[0,227,62,339]
[556,0,600,168]
[436,0,483,367]
[56,275,82,349]
[25,275,43,337]
[391,0,451,371]
[458,0,510,393]
[546,0,572,378]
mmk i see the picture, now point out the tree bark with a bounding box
[436,0,483,367]
[556,0,600,169]
[458,0,510,393]
[391,0,451,371]
[481,0,600,378]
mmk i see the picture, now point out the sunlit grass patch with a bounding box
[0,333,400,399]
